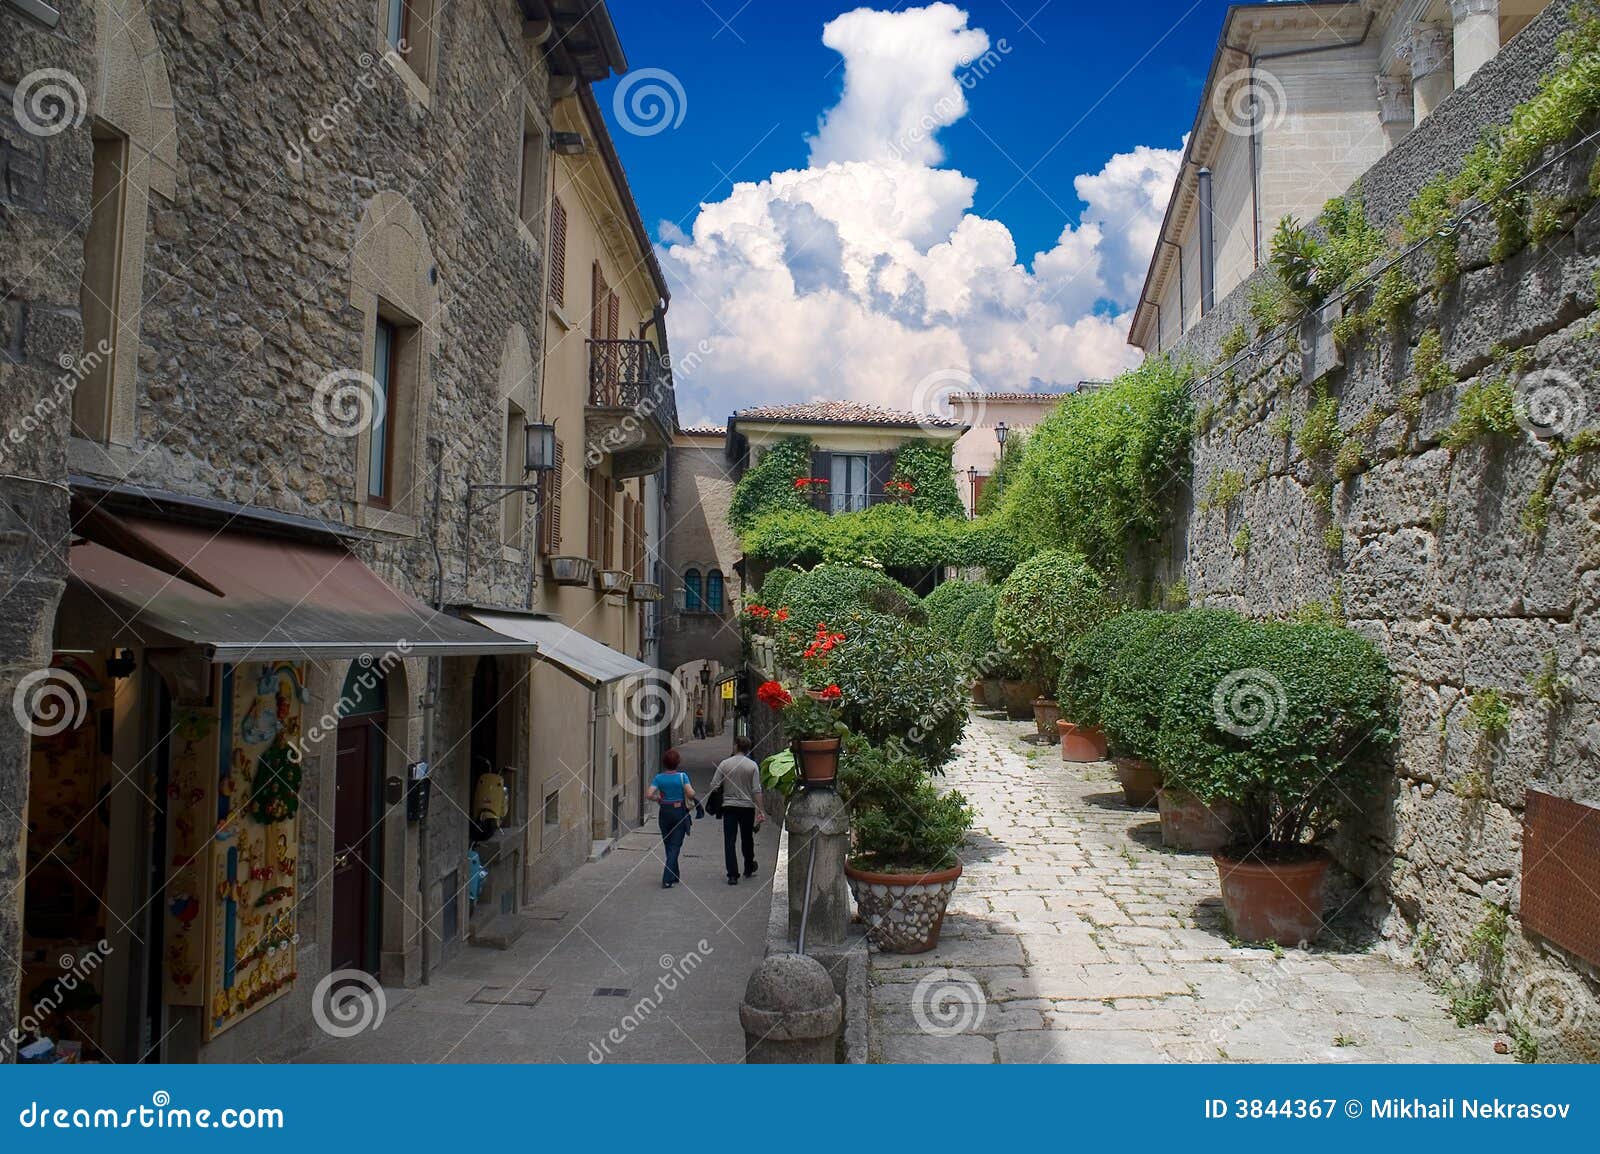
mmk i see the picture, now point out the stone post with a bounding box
[740,953,842,1063]
[1403,23,1454,125]
[785,787,851,946]
[1450,0,1500,88]
[1376,73,1415,147]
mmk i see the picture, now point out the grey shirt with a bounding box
[709,754,763,809]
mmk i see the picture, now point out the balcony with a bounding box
[586,339,675,478]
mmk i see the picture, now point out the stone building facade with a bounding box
[0,0,672,1064]
[1140,0,1598,1059]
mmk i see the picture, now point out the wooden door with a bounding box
[332,718,382,974]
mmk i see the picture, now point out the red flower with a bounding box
[775,607,790,622]
[756,680,792,709]
[820,685,842,701]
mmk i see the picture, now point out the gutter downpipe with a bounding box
[420,438,447,986]
[1197,167,1216,315]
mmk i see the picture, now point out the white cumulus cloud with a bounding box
[660,4,1182,424]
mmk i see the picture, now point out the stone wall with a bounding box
[661,432,743,677]
[0,0,92,1057]
[1158,0,1600,1059]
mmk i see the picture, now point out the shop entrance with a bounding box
[331,663,387,976]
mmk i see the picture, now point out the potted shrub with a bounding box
[1057,609,1166,768]
[839,736,975,953]
[1101,608,1244,822]
[952,588,1002,709]
[1157,620,1398,946]
[830,610,966,768]
[758,680,843,786]
[993,550,1108,736]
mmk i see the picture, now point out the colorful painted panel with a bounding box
[161,699,219,1006]
[203,662,305,1039]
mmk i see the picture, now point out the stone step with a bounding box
[468,913,528,951]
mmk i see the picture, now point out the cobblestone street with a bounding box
[869,715,1509,1064]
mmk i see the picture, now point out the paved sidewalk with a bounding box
[298,741,778,1064]
[869,715,1507,1064]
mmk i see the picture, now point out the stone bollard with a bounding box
[785,787,850,946]
[740,953,842,1063]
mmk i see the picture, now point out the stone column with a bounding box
[785,788,850,947]
[740,953,841,1063]
[1450,0,1500,88]
[1376,73,1415,147]
[1403,23,1454,124]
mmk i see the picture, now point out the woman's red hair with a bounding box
[662,748,682,769]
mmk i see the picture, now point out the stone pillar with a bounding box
[1450,0,1500,88]
[1376,73,1415,146]
[785,788,850,947]
[740,953,842,1063]
[1403,23,1454,124]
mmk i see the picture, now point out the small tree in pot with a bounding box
[1057,609,1166,770]
[1157,620,1398,946]
[993,550,1108,733]
[1101,607,1244,826]
[838,735,974,953]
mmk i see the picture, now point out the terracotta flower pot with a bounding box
[1156,787,1240,852]
[1032,697,1062,741]
[845,861,963,953]
[1057,721,1109,763]
[1111,756,1159,806]
[1214,849,1329,946]
[1001,679,1039,720]
[981,679,1004,709]
[793,737,841,787]
[969,679,986,705]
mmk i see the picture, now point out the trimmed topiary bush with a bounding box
[953,586,1007,676]
[993,549,1109,693]
[1100,607,1246,761]
[837,732,973,871]
[1156,620,1398,851]
[923,579,994,639]
[1057,609,1167,729]
[760,567,799,608]
[778,563,916,647]
[829,611,967,767]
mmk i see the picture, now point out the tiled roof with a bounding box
[732,401,963,428]
[679,423,726,436]
[950,391,1070,401]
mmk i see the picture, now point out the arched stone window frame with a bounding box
[349,191,439,534]
[705,568,725,614]
[68,0,178,458]
[682,567,703,612]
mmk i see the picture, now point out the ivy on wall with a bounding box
[741,505,1018,577]
[728,435,812,532]
[892,440,965,519]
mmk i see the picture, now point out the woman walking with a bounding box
[646,748,696,889]
[708,735,764,885]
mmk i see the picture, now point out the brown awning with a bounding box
[69,516,537,662]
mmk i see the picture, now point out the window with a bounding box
[829,453,870,513]
[631,496,646,580]
[548,196,567,308]
[384,0,408,48]
[502,403,526,549]
[368,318,400,502]
[517,111,546,234]
[683,569,703,612]
[970,472,989,515]
[586,468,613,566]
[543,790,559,827]
[705,569,725,613]
[383,0,436,89]
[539,438,564,554]
[74,130,129,441]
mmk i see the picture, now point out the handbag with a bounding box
[705,784,724,817]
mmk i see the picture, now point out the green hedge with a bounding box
[729,435,812,532]
[1100,608,1245,761]
[893,440,966,519]
[1157,620,1397,847]
[993,550,1109,691]
[777,563,918,666]
[998,359,1192,571]
[953,586,1015,678]
[922,579,994,638]
[741,505,1018,576]
[829,611,967,768]
[1057,609,1167,729]
[758,566,799,606]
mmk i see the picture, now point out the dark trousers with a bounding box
[658,805,690,884]
[722,806,757,880]
[693,719,706,739]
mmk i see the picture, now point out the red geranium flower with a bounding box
[756,680,792,709]
[775,607,790,622]
[820,685,842,701]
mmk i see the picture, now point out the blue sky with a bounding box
[591,1,1232,423]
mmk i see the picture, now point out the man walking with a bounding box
[708,736,763,885]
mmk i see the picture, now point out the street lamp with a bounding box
[967,465,979,518]
[699,666,712,688]
[994,420,1008,449]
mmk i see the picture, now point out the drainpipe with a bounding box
[1197,167,1215,315]
[419,438,447,986]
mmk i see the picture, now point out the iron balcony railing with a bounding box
[587,339,671,411]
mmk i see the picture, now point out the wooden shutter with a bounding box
[548,197,567,308]
[602,479,616,569]
[868,452,894,505]
[590,261,606,338]
[540,438,564,553]
[632,495,645,579]
[606,290,620,340]
[586,468,603,561]
[809,451,832,512]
